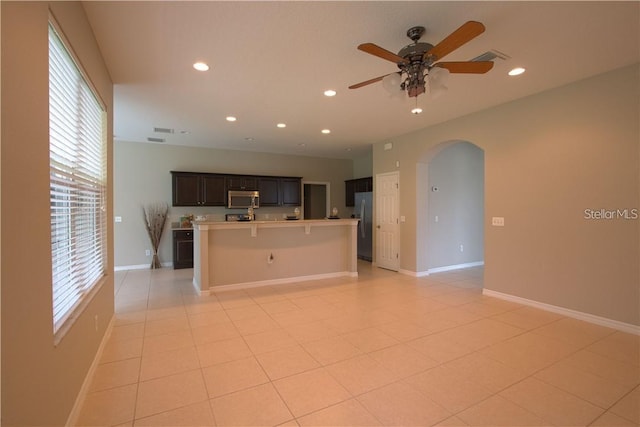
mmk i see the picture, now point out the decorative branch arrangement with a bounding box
[142,202,169,269]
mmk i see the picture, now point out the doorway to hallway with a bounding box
[303,182,329,219]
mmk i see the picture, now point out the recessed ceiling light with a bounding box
[276,123,286,128]
[193,62,209,72]
[411,107,423,115]
[244,137,255,141]
[298,143,306,147]
[226,116,237,122]
[321,129,331,134]
[179,130,190,135]
[508,67,526,76]
[324,89,337,97]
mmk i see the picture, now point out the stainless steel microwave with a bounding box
[228,190,259,209]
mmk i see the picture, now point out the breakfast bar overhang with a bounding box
[192,218,359,294]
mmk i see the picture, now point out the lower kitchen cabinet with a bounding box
[173,229,194,269]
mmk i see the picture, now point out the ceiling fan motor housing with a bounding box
[397,42,434,66]
[397,41,433,97]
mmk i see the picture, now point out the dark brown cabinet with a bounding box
[172,172,225,206]
[173,229,194,269]
[172,171,301,207]
[259,177,301,206]
[259,177,280,206]
[226,176,258,191]
[281,178,302,206]
[345,176,373,207]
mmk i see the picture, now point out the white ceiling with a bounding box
[83,1,639,160]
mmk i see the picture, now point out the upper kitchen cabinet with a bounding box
[172,172,226,206]
[259,177,280,206]
[345,176,372,207]
[226,175,258,191]
[259,177,301,206]
[281,178,302,206]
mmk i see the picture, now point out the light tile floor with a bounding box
[76,262,640,426]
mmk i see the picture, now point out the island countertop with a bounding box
[192,218,357,233]
[191,218,359,293]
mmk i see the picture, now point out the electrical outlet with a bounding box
[114,216,122,223]
[145,249,151,256]
[492,217,505,226]
[460,244,464,252]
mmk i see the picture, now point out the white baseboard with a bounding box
[483,289,640,336]
[401,261,485,277]
[66,315,116,426]
[208,271,358,293]
[114,261,172,271]
[193,277,211,296]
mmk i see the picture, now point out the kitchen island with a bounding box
[192,218,359,294]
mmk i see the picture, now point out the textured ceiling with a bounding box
[83,1,640,159]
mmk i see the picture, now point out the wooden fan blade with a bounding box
[349,74,389,89]
[435,61,494,74]
[358,43,408,65]
[427,21,486,62]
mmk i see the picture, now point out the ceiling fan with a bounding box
[349,21,494,99]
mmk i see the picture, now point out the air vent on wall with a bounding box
[153,127,175,134]
[147,137,165,143]
[471,49,510,62]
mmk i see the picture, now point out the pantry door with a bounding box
[375,172,399,271]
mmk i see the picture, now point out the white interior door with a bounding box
[375,172,399,271]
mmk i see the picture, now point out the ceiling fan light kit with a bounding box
[350,21,494,109]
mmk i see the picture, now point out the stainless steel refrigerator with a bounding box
[354,192,373,261]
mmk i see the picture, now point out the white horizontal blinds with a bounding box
[49,24,106,333]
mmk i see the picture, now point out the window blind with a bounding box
[49,24,106,334]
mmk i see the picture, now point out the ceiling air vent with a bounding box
[471,49,510,62]
[153,127,174,134]
[147,137,165,143]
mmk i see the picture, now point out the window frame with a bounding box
[49,18,108,342]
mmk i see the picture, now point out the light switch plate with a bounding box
[115,216,122,223]
[492,217,505,226]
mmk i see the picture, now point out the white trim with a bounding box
[208,271,358,293]
[399,269,426,277]
[400,261,484,277]
[65,315,115,426]
[114,261,172,271]
[427,261,484,274]
[193,277,211,296]
[483,289,640,336]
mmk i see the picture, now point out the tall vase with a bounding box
[150,250,161,269]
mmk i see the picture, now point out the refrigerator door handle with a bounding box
[360,198,366,238]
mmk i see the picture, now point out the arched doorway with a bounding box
[416,140,485,276]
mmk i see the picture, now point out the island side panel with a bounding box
[192,223,210,294]
[207,223,352,287]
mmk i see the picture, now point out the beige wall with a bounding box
[1,2,114,425]
[352,148,373,178]
[207,224,352,287]
[426,142,484,269]
[374,64,640,326]
[114,141,354,267]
